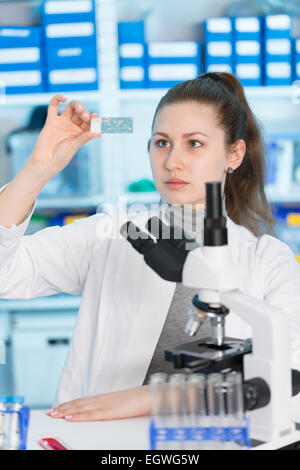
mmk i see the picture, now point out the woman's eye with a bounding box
[155,139,170,148]
[189,140,202,148]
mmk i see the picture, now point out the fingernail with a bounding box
[65,415,72,420]
[50,410,59,417]
[82,112,89,119]
[45,408,54,415]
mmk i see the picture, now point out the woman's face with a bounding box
[149,101,237,208]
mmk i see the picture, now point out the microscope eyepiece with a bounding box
[204,182,227,247]
[206,181,222,219]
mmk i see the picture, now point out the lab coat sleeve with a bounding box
[0,184,111,298]
[257,234,300,370]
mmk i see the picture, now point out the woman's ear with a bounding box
[227,139,246,171]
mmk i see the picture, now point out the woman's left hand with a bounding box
[46,385,151,422]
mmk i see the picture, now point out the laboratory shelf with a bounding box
[266,132,300,140]
[265,187,300,204]
[245,85,294,100]
[0,294,81,312]
[0,86,295,108]
[0,90,103,107]
[118,86,295,103]
[124,189,300,206]
[124,191,161,205]
[35,194,105,210]
[35,193,160,210]
[118,89,169,102]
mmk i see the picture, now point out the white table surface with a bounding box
[27,410,151,450]
[26,410,300,451]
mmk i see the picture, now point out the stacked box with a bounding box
[294,38,300,80]
[263,14,293,85]
[233,17,263,86]
[204,17,234,74]
[0,26,44,94]
[118,21,146,89]
[42,0,98,92]
[146,41,201,88]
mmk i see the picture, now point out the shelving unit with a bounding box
[0,294,81,312]
[0,0,299,249]
[0,90,103,107]
[119,85,295,102]
[1,1,300,210]
[0,84,295,110]
[35,193,105,210]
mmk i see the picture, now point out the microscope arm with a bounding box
[182,244,294,441]
[221,289,293,440]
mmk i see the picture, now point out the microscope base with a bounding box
[251,427,300,450]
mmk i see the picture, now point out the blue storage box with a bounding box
[295,38,300,61]
[233,16,262,41]
[0,46,42,72]
[265,38,292,62]
[42,0,95,25]
[263,14,292,39]
[295,61,300,81]
[234,40,262,63]
[46,44,97,69]
[119,42,146,67]
[118,21,145,44]
[0,26,41,48]
[204,40,233,69]
[0,70,44,94]
[147,41,201,64]
[119,65,146,89]
[47,66,98,92]
[204,63,233,73]
[147,63,201,88]
[204,17,233,42]
[235,62,262,86]
[44,20,96,48]
[146,41,201,88]
[0,26,44,94]
[264,61,292,85]
[294,38,300,80]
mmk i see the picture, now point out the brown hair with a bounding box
[148,72,276,238]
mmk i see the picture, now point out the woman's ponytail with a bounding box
[217,72,276,236]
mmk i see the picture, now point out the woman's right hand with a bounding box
[29,94,101,179]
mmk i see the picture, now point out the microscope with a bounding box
[121,181,300,449]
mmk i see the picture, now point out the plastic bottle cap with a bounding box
[0,395,9,403]
[8,395,24,404]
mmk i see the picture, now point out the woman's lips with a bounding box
[166,182,189,189]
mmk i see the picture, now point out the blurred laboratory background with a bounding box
[0,0,300,408]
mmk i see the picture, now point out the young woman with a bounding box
[0,73,299,422]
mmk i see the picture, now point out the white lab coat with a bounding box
[0,185,300,406]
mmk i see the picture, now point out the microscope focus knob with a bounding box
[243,377,271,411]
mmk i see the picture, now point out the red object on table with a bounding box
[38,436,71,450]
